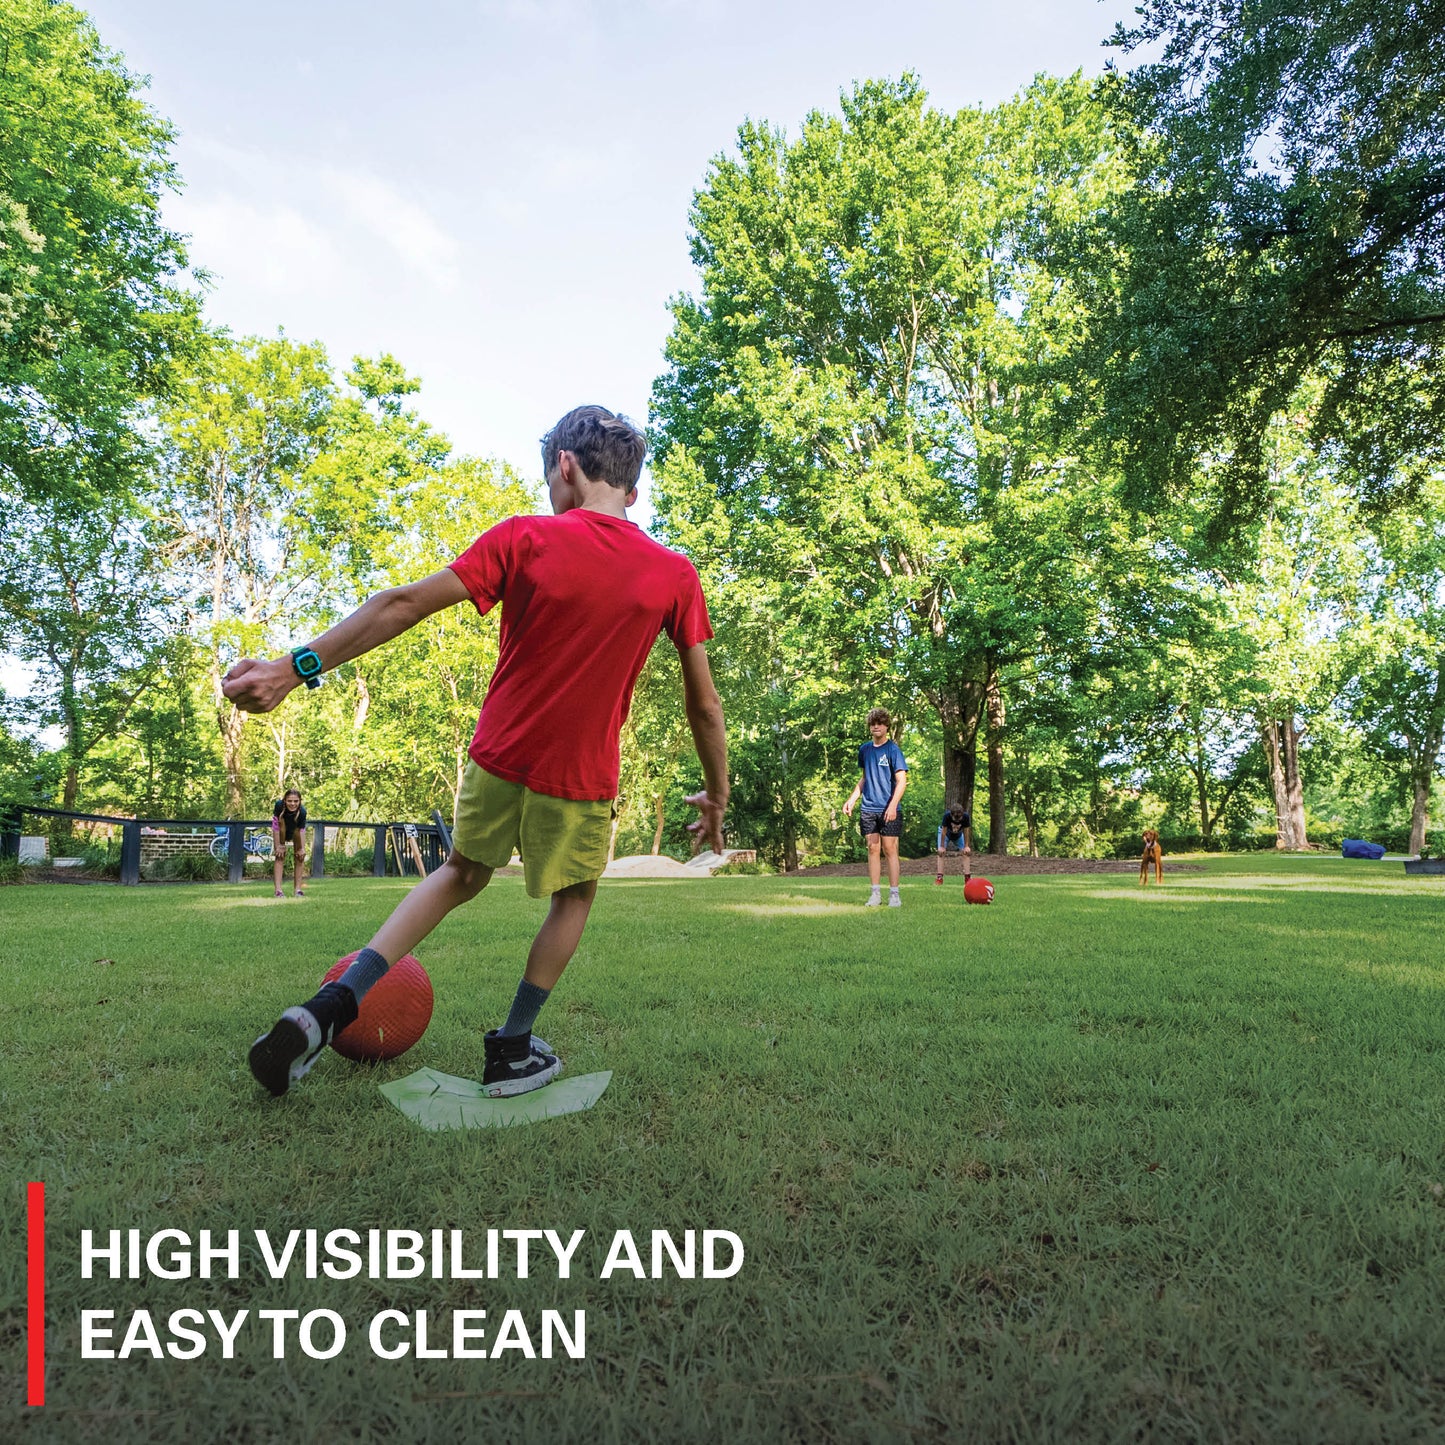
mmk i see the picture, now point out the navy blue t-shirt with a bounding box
[857,740,907,811]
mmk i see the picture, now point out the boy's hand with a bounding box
[884,803,898,822]
[685,791,726,854]
[222,657,297,715]
[843,798,855,817]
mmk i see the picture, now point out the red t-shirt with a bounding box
[449,509,712,800]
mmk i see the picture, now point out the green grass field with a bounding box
[3,857,1443,1443]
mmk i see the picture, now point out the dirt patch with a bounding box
[797,855,1204,877]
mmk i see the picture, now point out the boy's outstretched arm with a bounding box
[677,642,728,853]
[221,569,472,715]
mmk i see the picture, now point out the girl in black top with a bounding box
[935,804,972,885]
[272,788,308,898]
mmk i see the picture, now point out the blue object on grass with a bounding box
[1342,839,1385,860]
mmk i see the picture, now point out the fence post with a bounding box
[0,807,19,861]
[228,822,245,884]
[373,825,387,877]
[311,822,326,879]
[120,820,141,885]
[432,808,453,857]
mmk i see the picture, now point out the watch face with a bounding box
[293,648,322,678]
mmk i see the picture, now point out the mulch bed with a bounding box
[797,855,1204,876]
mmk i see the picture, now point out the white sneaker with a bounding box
[865,891,881,907]
[888,890,902,907]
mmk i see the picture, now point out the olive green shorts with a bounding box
[451,761,613,899]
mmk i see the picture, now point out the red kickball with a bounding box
[964,877,995,905]
[322,953,434,1062]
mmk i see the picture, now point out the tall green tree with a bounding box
[653,75,1131,847]
[159,333,336,811]
[159,336,445,812]
[0,491,173,812]
[0,0,196,505]
[1352,473,1445,854]
[1214,409,1371,847]
[1131,627,1262,847]
[1086,0,1445,522]
[336,455,533,820]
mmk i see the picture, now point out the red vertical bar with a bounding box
[27,1180,45,1406]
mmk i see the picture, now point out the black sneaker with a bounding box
[249,1007,326,1098]
[482,1029,562,1097]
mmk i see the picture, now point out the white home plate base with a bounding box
[379,1067,612,1131]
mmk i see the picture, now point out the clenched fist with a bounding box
[221,657,297,715]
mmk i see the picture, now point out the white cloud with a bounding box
[319,167,463,292]
[182,194,349,296]
[176,138,463,297]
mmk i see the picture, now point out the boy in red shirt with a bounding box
[225,406,728,1098]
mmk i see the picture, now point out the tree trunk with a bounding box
[62,758,80,815]
[1194,762,1212,846]
[775,725,798,872]
[781,805,799,874]
[1409,774,1431,857]
[1188,718,1213,845]
[1262,719,1291,847]
[1407,657,1445,855]
[60,690,81,812]
[1019,788,1039,857]
[985,664,1007,854]
[219,700,246,815]
[271,717,288,793]
[57,661,82,831]
[935,674,985,817]
[1261,715,1308,849]
[651,792,666,855]
[1284,719,1307,848]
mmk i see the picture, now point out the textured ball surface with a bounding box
[964,877,995,905]
[323,952,433,1061]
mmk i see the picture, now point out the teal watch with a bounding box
[290,646,324,690]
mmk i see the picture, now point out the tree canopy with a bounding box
[0,0,197,506]
[1082,0,1445,522]
[2,5,1441,866]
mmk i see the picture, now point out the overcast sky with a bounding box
[82,0,1136,509]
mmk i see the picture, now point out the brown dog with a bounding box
[1139,829,1164,885]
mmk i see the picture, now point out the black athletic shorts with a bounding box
[860,809,902,838]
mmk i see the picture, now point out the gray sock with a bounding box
[499,978,551,1037]
[337,947,390,1004]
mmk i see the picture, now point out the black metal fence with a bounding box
[0,803,450,885]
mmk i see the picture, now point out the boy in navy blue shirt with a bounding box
[843,707,908,907]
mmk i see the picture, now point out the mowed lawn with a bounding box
[2,856,1443,1444]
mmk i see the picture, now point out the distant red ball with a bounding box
[323,952,433,1061]
[964,877,995,905]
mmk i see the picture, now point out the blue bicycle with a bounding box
[209,826,275,863]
